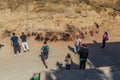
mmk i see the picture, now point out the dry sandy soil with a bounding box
[0,36,80,80]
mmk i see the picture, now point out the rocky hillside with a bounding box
[0,0,120,39]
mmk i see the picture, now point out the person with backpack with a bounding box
[20,32,30,52]
[101,32,108,48]
[65,54,72,70]
[78,44,89,69]
[41,41,49,68]
[11,33,21,56]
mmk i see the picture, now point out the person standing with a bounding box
[65,54,72,70]
[75,35,82,53]
[101,32,108,48]
[20,32,30,52]
[41,41,49,68]
[79,44,89,69]
[11,33,21,56]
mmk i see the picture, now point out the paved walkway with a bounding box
[41,66,120,80]
[0,37,90,80]
[0,36,120,80]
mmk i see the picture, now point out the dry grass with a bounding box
[74,7,81,14]
[33,6,65,12]
[0,0,119,12]
[0,0,120,37]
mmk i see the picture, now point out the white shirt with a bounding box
[75,38,81,46]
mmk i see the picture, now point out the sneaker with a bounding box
[14,54,17,56]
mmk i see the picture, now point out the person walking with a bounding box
[65,54,72,70]
[11,33,21,56]
[79,44,89,69]
[101,32,108,48]
[75,35,82,53]
[20,32,30,52]
[41,41,49,68]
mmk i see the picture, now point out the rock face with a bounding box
[0,0,120,38]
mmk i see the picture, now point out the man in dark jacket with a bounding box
[79,44,89,69]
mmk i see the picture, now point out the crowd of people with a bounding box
[65,31,108,70]
[10,31,108,69]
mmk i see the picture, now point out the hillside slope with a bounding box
[0,0,120,38]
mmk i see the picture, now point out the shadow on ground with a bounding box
[42,41,120,80]
[43,68,108,80]
[56,61,79,70]
[0,44,5,49]
[67,46,76,54]
[43,66,120,80]
[88,41,120,67]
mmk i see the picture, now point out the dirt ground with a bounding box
[0,35,120,80]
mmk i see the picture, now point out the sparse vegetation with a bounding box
[0,0,120,38]
[100,3,110,8]
[79,0,90,5]
[65,24,79,33]
[2,30,11,37]
[113,0,120,11]
[75,7,81,14]
[108,11,118,17]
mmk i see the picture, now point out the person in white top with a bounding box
[75,35,82,53]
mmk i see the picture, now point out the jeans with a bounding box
[13,45,21,54]
[76,45,80,53]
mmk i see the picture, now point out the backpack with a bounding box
[43,46,48,56]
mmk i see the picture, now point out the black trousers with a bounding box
[66,64,70,70]
[102,40,106,48]
[13,45,21,54]
[79,60,86,69]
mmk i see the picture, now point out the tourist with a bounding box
[101,32,108,48]
[41,41,49,68]
[75,35,82,53]
[11,33,21,56]
[65,53,72,70]
[20,32,30,52]
[79,44,89,69]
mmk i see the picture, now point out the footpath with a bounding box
[0,36,120,80]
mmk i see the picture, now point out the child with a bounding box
[65,54,72,70]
